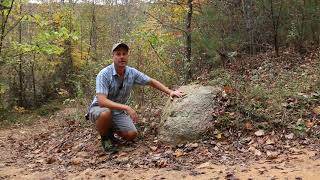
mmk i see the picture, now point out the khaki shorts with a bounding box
[88,106,137,133]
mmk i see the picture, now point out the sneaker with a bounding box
[109,134,121,145]
[106,130,121,144]
[100,135,118,153]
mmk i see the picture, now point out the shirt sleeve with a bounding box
[132,68,151,85]
[96,71,109,95]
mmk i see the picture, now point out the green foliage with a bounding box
[193,0,246,73]
[1,0,12,7]
[12,25,79,56]
[295,119,306,132]
[208,68,233,87]
[128,7,184,85]
[0,82,7,111]
[0,82,7,95]
[35,99,61,116]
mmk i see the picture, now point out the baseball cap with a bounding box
[111,43,129,53]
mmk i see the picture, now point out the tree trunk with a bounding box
[80,21,83,61]
[185,0,192,80]
[297,0,307,53]
[243,0,255,55]
[31,54,36,105]
[270,0,282,57]
[18,3,24,107]
[88,0,97,61]
[310,0,319,45]
[0,0,15,55]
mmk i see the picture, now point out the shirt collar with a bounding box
[111,63,117,76]
[111,63,128,77]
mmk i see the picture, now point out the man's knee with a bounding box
[96,110,112,131]
[100,110,112,120]
[119,131,138,141]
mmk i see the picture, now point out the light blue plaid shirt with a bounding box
[90,63,151,113]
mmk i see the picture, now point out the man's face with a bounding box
[112,47,129,68]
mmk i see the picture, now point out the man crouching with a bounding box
[87,43,183,152]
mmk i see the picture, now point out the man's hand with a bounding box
[148,79,185,100]
[169,90,184,100]
[126,106,138,123]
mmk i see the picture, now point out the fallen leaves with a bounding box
[149,146,157,151]
[46,156,56,164]
[174,149,184,157]
[244,122,253,130]
[223,86,234,95]
[186,143,199,148]
[305,120,315,128]
[196,161,213,169]
[3,92,320,179]
[266,137,275,145]
[215,133,223,139]
[248,147,262,156]
[254,130,265,137]
[312,106,320,115]
[285,133,294,140]
[155,159,167,168]
[71,157,83,165]
[266,151,279,159]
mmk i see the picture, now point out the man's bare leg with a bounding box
[96,111,112,136]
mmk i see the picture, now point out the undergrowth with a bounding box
[209,48,320,138]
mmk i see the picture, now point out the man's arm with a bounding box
[97,94,138,122]
[148,79,183,99]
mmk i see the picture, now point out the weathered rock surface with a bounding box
[158,85,221,144]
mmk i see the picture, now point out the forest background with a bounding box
[0,0,319,135]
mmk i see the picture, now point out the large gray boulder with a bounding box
[158,85,221,145]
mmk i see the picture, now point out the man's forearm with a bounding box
[97,94,129,111]
[97,94,138,122]
[149,79,173,95]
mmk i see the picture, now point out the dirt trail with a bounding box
[0,108,320,179]
[1,151,319,180]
